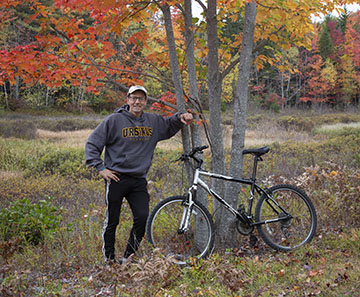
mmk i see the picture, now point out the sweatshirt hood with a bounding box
[114,104,129,113]
[113,104,145,123]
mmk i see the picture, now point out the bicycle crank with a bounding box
[236,220,254,235]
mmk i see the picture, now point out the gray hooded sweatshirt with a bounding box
[85,105,183,178]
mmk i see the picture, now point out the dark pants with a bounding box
[102,175,149,260]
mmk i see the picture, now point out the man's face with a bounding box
[126,90,147,117]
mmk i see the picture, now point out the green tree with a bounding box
[319,17,334,61]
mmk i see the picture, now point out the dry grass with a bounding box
[159,123,316,149]
[0,170,22,179]
[36,129,93,148]
[244,122,321,146]
[316,122,360,133]
[35,123,317,150]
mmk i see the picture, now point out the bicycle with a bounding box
[146,145,317,265]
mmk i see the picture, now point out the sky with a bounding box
[191,1,360,23]
[312,3,360,22]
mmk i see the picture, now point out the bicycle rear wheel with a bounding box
[255,184,317,251]
[146,196,214,265]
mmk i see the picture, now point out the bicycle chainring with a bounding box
[236,220,254,235]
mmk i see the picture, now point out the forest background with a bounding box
[0,0,360,296]
[1,1,360,112]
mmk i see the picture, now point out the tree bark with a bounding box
[183,0,210,248]
[4,83,9,109]
[206,0,226,237]
[160,3,192,181]
[15,77,20,101]
[184,0,205,170]
[220,0,257,247]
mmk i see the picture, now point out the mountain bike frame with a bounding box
[180,146,292,231]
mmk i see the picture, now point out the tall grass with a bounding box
[314,122,360,136]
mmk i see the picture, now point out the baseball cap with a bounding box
[127,85,148,97]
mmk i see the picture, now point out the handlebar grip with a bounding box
[193,145,209,153]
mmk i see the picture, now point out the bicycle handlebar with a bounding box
[175,145,209,163]
[190,145,209,156]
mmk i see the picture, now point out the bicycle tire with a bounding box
[146,196,215,265]
[255,184,317,251]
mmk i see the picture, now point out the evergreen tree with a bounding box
[319,17,334,61]
[337,7,349,34]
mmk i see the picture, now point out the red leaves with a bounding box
[150,92,177,116]
[0,0,119,94]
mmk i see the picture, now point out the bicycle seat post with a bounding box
[251,155,260,182]
[243,146,269,182]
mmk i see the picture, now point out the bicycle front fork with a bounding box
[178,199,194,234]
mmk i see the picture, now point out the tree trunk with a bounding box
[206,0,226,239]
[15,77,20,101]
[184,0,205,175]
[183,0,210,248]
[219,0,257,248]
[4,83,9,109]
[161,3,192,181]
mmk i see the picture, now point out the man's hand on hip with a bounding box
[100,169,120,183]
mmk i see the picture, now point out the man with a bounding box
[85,85,193,264]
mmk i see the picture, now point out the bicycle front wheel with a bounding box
[146,196,214,265]
[255,184,317,251]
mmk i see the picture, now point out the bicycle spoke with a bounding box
[146,196,214,265]
[255,185,317,251]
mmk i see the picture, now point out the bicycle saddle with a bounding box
[242,146,270,156]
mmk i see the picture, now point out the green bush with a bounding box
[276,113,360,133]
[0,198,62,245]
[34,118,100,132]
[0,138,94,178]
[0,138,51,172]
[28,148,87,176]
[276,115,315,132]
[0,120,37,139]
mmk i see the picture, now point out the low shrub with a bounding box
[246,114,274,130]
[314,123,360,137]
[0,197,62,245]
[0,174,104,224]
[0,138,92,178]
[34,118,100,132]
[0,120,37,139]
[26,147,89,177]
[276,112,360,133]
[0,117,100,139]
[248,131,360,180]
[276,115,315,132]
[264,162,360,232]
[315,113,360,125]
[0,138,51,172]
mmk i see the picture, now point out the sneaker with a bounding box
[105,258,118,266]
[119,257,128,265]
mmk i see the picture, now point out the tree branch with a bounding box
[252,25,285,53]
[221,56,241,81]
[48,24,178,110]
[195,0,207,13]
[46,50,173,88]
[255,0,278,10]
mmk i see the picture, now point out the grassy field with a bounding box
[0,109,359,296]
